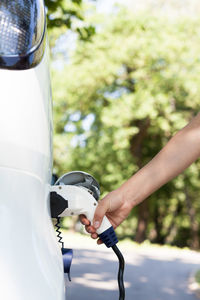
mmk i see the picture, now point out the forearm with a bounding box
[121,113,200,207]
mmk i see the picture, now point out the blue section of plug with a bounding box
[62,248,73,281]
[98,226,118,248]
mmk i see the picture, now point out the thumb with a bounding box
[93,198,109,229]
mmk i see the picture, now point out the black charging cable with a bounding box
[55,215,125,299]
[112,244,125,300]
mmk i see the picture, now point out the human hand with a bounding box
[80,187,133,244]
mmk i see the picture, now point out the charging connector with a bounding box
[50,171,126,300]
[98,226,118,248]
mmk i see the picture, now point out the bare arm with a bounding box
[123,112,200,207]
[80,113,200,242]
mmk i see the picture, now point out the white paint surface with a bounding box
[0,50,65,299]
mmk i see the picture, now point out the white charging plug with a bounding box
[50,184,118,247]
[50,185,111,235]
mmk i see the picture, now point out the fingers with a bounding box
[91,234,103,246]
[79,206,107,246]
[85,225,96,234]
[91,233,98,239]
[93,197,110,230]
[80,214,101,243]
[91,234,103,245]
[80,215,97,235]
[79,214,90,226]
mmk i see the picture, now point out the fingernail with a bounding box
[94,221,100,229]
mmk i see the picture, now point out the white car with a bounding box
[0,2,125,300]
[0,1,65,299]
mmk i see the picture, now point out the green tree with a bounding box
[45,0,95,45]
[52,9,200,248]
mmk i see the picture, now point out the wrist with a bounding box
[119,172,149,209]
[117,181,138,210]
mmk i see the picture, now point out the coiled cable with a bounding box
[55,217,64,249]
[112,244,125,300]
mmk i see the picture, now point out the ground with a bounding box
[62,232,200,300]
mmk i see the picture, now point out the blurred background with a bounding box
[46,0,200,250]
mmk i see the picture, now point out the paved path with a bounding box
[63,234,200,300]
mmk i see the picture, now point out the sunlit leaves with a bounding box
[52,9,200,247]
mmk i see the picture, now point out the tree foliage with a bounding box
[52,8,200,249]
[45,0,96,42]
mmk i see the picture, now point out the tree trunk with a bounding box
[164,201,181,244]
[153,201,164,244]
[130,118,151,243]
[130,118,150,243]
[135,200,149,243]
[185,188,199,250]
